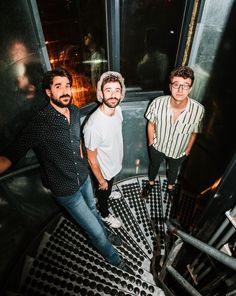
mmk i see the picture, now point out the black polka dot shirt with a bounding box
[4,104,89,197]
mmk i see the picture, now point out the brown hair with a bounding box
[169,65,194,85]
[101,74,122,91]
[42,67,72,92]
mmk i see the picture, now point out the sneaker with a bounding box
[117,260,135,275]
[109,191,122,199]
[102,214,122,228]
[141,183,154,198]
[108,232,122,247]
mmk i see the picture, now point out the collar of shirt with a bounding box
[167,96,191,113]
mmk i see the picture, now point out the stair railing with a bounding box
[159,221,236,296]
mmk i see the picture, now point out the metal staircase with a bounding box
[3,174,236,296]
[5,175,174,296]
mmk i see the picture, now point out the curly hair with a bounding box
[42,67,72,93]
[169,65,194,85]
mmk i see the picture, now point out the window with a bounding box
[36,0,108,107]
[0,0,45,150]
[120,0,186,91]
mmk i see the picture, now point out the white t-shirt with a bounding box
[83,106,123,180]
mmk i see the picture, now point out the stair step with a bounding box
[111,179,156,257]
[38,231,156,284]
[46,217,156,283]
[19,255,165,296]
[138,176,172,255]
[10,175,172,296]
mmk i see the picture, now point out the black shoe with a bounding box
[117,260,135,275]
[108,232,122,247]
[141,183,154,198]
[167,185,176,203]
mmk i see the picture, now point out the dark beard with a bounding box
[50,95,72,108]
[103,97,120,108]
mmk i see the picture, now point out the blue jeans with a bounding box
[55,176,121,266]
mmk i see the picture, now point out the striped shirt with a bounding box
[145,95,205,159]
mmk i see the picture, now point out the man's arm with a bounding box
[147,121,155,146]
[80,143,84,158]
[185,132,197,156]
[86,148,108,190]
[0,156,12,174]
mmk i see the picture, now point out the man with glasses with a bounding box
[83,71,124,228]
[142,65,205,198]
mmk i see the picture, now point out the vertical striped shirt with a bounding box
[145,95,205,159]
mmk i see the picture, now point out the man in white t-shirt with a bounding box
[83,71,125,228]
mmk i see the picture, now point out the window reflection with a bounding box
[0,0,49,151]
[36,0,107,107]
[137,27,169,90]
[120,0,186,91]
[83,28,107,91]
[2,40,46,147]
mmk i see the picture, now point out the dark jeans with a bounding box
[55,176,121,266]
[148,145,187,185]
[95,177,114,218]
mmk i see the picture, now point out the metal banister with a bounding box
[166,221,236,271]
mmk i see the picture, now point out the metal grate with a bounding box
[15,175,172,296]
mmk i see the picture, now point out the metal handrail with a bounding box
[0,163,40,182]
[159,221,236,296]
[166,221,236,271]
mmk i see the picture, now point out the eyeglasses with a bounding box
[171,82,191,90]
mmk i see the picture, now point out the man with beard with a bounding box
[83,71,124,228]
[0,68,134,273]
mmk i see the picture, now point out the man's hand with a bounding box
[99,179,108,190]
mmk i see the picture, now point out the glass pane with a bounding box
[36,0,108,107]
[189,0,234,103]
[120,0,186,91]
[0,0,46,151]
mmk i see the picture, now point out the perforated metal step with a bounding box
[15,175,172,296]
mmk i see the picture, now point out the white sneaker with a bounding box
[109,191,122,199]
[102,214,122,228]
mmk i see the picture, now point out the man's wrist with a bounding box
[99,179,107,186]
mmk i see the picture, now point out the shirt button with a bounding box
[71,140,73,143]
[75,162,77,165]
[73,151,76,154]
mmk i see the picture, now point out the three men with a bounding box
[83,71,124,228]
[0,64,204,274]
